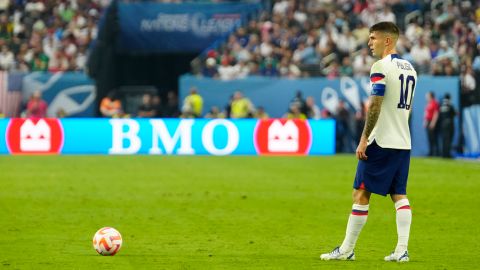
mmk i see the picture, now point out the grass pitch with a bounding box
[0,155,478,269]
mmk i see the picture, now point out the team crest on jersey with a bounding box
[6,118,64,154]
[254,119,311,155]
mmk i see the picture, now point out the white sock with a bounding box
[339,204,369,253]
[395,199,412,254]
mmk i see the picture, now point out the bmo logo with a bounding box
[255,119,312,155]
[6,118,64,154]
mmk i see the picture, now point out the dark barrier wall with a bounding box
[180,75,460,157]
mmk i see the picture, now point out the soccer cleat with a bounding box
[320,247,355,261]
[384,250,409,262]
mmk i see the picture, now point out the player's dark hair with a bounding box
[369,21,400,37]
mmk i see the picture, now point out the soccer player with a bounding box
[320,21,417,262]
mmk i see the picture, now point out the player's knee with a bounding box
[391,194,407,203]
[352,190,370,205]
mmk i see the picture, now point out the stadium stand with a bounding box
[195,0,478,83]
[0,0,107,72]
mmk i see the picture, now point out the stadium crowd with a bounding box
[196,0,479,88]
[0,0,107,73]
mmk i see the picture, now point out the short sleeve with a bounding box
[370,61,386,96]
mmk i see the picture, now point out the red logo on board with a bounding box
[254,119,312,155]
[6,118,64,154]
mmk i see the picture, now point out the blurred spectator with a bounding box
[137,93,156,118]
[339,56,353,77]
[224,94,233,118]
[205,106,225,118]
[410,39,431,74]
[439,93,456,158]
[26,90,48,118]
[100,91,123,118]
[30,50,49,71]
[56,108,67,118]
[352,48,374,77]
[0,45,14,70]
[335,100,353,153]
[354,99,368,144]
[152,95,164,117]
[164,91,180,118]
[289,91,307,116]
[230,91,254,118]
[278,56,301,78]
[336,27,357,56]
[218,58,239,80]
[424,91,440,156]
[377,5,396,23]
[260,57,279,76]
[254,106,269,119]
[460,65,476,106]
[324,60,340,79]
[203,57,218,78]
[181,87,203,118]
[305,96,320,119]
[284,104,306,120]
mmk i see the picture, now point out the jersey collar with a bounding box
[390,54,402,60]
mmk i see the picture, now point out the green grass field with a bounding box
[0,155,479,269]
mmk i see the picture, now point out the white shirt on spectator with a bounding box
[405,23,422,43]
[377,10,396,23]
[64,42,78,57]
[76,52,87,70]
[352,51,374,77]
[0,50,14,70]
[294,10,307,24]
[463,72,476,91]
[259,42,273,57]
[218,64,240,81]
[360,7,377,27]
[25,1,46,13]
[0,0,9,11]
[410,44,431,65]
[336,32,357,54]
[273,0,290,15]
[310,104,321,120]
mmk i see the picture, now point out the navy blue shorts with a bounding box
[353,141,411,196]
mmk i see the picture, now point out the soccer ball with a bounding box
[92,227,123,256]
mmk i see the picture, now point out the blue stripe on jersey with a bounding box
[371,84,386,96]
[391,54,402,60]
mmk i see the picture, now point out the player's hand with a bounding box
[356,137,368,161]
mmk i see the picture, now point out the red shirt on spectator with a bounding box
[424,99,439,121]
[27,99,48,118]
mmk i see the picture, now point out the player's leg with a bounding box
[384,194,411,262]
[385,150,411,262]
[340,189,371,252]
[320,189,370,261]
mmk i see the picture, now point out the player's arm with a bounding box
[363,95,384,138]
[429,106,439,129]
[357,61,385,160]
[357,95,384,160]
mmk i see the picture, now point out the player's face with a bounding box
[367,31,385,57]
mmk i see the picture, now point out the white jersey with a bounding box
[368,54,417,150]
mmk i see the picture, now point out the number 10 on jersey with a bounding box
[398,74,415,110]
